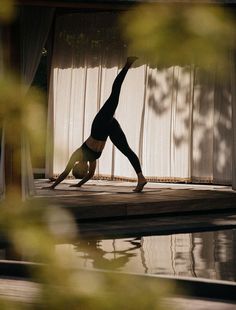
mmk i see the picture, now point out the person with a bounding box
[45,56,147,192]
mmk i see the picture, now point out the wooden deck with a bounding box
[34,179,236,221]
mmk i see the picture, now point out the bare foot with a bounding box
[133,181,147,193]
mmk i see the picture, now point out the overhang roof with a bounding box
[16,0,236,7]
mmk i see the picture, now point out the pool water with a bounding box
[1,228,236,282]
[55,229,236,282]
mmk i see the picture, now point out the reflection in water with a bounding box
[1,229,236,282]
[73,238,140,270]
[70,229,236,282]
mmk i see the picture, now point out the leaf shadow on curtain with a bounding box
[144,66,193,180]
[212,72,232,184]
[145,64,233,184]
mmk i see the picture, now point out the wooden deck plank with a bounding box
[33,180,236,220]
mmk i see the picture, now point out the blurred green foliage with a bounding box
[0,0,15,22]
[0,197,174,309]
[0,1,175,309]
[0,74,47,166]
[0,94,174,306]
[121,4,236,72]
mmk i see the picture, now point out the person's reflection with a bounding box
[75,237,141,270]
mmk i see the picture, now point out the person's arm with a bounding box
[70,161,96,187]
[43,153,78,189]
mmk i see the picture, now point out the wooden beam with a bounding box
[15,0,132,10]
[15,0,236,7]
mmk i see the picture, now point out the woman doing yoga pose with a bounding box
[45,57,147,192]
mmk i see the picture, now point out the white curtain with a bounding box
[19,6,54,198]
[48,12,234,185]
[143,66,194,182]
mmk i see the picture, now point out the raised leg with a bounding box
[91,57,137,140]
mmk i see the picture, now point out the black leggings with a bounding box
[109,118,142,174]
[91,62,131,140]
[90,62,142,175]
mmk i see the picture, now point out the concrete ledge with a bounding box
[77,211,236,238]
[1,260,236,302]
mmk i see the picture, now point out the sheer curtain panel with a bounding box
[20,6,54,198]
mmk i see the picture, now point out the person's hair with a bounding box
[72,162,89,179]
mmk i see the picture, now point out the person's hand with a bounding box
[69,183,82,187]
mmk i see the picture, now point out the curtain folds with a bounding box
[20,7,54,86]
[19,6,54,198]
[48,13,234,185]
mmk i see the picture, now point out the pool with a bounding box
[55,228,236,282]
[1,228,236,283]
